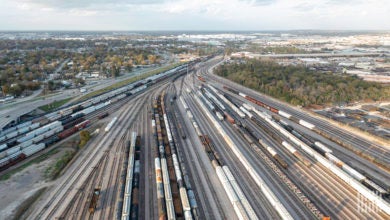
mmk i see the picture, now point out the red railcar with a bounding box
[224,112,235,124]
[270,107,279,114]
[0,153,27,171]
[198,76,206,82]
[58,127,78,139]
[75,120,90,130]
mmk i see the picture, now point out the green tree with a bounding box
[48,80,56,91]
[111,64,120,78]
[1,85,9,95]
[9,84,22,96]
[79,130,91,147]
[214,59,389,106]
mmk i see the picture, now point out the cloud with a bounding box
[0,0,389,30]
[18,0,164,9]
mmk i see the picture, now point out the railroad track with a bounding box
[58,97,144,219]
[244,114,388,219]
[61,152,108,219]
[117,83,169,220]
[181,91,234,219]
[96,132,127,220]
[31,93,146,219]
[187,69,324,219]
[139,94,157,220]
[248,118,358,218]
[92,91,157,220]
[172,80,226,219]
[205,71,390,166]
[188,101,280,218]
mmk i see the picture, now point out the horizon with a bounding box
[1,0,389,30]
[0,30,389,33]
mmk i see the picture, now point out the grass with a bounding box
[38,97,72,112]
[0,149,59,181]
[45,150,75,180]
[75,62,182,102]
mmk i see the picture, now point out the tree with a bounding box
[148,55,157,64]
[79,130,91,147]
[225,47,233,56]
[111,64,120,78]
[9,84,22,96]
[124,60,133,72]
[214,58,389,106]
[48,80,56,91]
[73,78,85,87]
[135,54,144,65]
[1,85,9,96]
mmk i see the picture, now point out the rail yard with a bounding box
[0,56,389,220]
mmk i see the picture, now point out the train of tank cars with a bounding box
[181,93,262,219]
[208,81,389,214]
[197,75,390,217]
[221,85,388,196]
[197,83,334,219]
[201,75,388,196]
[0,63,193,171]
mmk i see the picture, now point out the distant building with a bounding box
[95,42,108,46]
[355,62,373,70]
[231,51,257,59]
[49,73,61,80]
[338,62,355,67]
[61,81,71,86]
[76,72,102,79]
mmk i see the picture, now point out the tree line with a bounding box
[214,59,389,106]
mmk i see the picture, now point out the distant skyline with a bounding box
[0,0,389,31]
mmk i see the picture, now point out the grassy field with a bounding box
[45,150,75,180]
[75,63,182,102]
[38,98,72,112]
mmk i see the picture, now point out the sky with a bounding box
[0,0,389,30]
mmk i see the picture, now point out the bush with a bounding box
[79,130,91,148]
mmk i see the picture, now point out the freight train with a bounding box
[191,92,291,220]
[235,85,388,196]
[181,94,258,220]
[200,85,289,169]
[224,86,390,199]
[276,119,388,195]
[0,119,90,171]
[0,64,191,171]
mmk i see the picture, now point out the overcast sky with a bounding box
[0,0,389,30]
